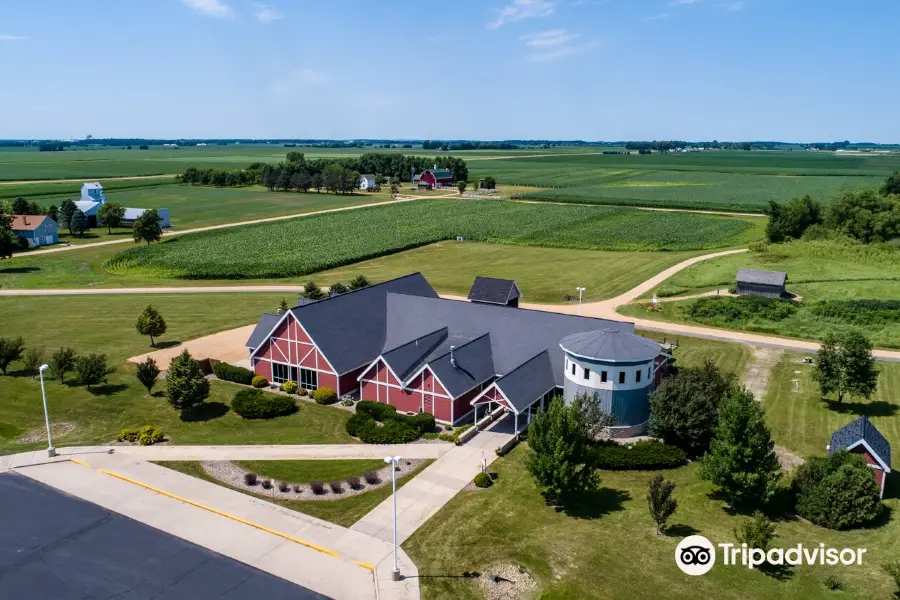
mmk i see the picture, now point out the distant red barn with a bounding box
[417,167,453,189]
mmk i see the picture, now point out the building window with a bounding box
[618,371,625,384]
[300,368,318,391]
[601,371,607,383]
[583,367,590,380]
[636,369,642,383]
[648,366,652,379]
[272,363,289,384]
[571,362,576,376]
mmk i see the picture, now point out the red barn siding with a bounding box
[850,445,879,467]
[453,387,483,423]
[339,367,365,396]
[253,359,272,381]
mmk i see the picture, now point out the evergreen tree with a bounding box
[700,386,782,507]
[647,474,677,535]
[812,330,879,403]
[48,346,76,383]
[0,211,16,259]
[11,197,29,214]
[303,280,325,300]
[58,199,76,231]
[329,282,349,295]
[136,357,160,394]
[70,209,87,237]
[348,274,371,290]
[734,511,776,553]
[165,350,210,412]
[133,209,162,244]
[135,305,167,346]
[46,205,59,222]
[279,298,289,312]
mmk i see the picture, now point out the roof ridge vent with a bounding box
[450,345,456,368]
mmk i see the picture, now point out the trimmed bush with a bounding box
[232,388,297,419]
[347,476,362,490]
[281,381,298,394]
[277,481,289,492]
[213,363,254,385]
[251,375,268,388]
[293,484,302,493]
[593,440,687,470]
[310,481,325,495]
[313,387,338,405]
[792,450,882,530]
[117,428,139,443]
[358,419,420,444]
[244,473,258,486]
[119,425,163,445]
[355,400,434,433]
[261,479,273,489]
[364,471,380,485]
[473,472,492,488]
[298,388,308,397]
[329,481,344,494]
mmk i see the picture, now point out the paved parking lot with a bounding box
[0,472,328,600]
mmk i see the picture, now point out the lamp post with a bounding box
[576,287,586,315]
[384,455,402,581]
[38,364,56,457]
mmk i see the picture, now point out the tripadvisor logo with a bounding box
[675,535,867,575]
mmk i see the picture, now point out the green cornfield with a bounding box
[105,199,760,280]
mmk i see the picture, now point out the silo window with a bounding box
[601,371,607,382]
[583,367,590,380]
[618,372,626,384]
[571,362,576,376]
[636,370,642,383]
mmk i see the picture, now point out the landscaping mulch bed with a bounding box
[474,564,539,600]
[200,458,426,501]
[15,423,73,444]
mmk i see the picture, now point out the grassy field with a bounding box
[234,459,386,483]
[158,459,434,527]
[0,177,175,202]
[639,330,751,377]
[765,352,900,465]
[622,240,900,347]
[403,447,900,600]
[105,199,762,280]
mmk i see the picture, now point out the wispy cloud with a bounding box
[669,0,701,5]
[521,29,597,62]
[181,0,234,19]
[488,0,555,29]
[272,67,328,95]
[254,3,282,22]
[0,34,29,41]
[718,1,747,11]
[646,12,672,20]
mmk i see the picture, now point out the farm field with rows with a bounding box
[104,199,763,280]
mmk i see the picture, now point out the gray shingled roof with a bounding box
[382,328,448,381]
[427,334,496,398]
[494,351,556,413]
[246,312,281,349]
[467,276,520,305]
[559,328,661,363]
[250,273,439,373]
[736,268,787,286]
[429,168,452,180]
[829,416,892,470]
[382,293,632,390]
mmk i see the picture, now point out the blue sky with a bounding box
[1,0,898,142]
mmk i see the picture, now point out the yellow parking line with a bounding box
[69,458,92,468]
[97,468,373,571]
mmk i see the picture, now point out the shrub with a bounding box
[423,432,439,440]
[277,481,289,492]
[251,375,268,388]
[340,396,355,406]
[260,479,273,489]
[347,476,362,490]
[298,388,308,396]
[137,426,164,446]
[792,451,882,529]
[231,388,297,419]
[329,481,344,494]
[883,561,900,596]
[117,428,139,443]
[822,574,843,591]
[355,400,433,433]
[345,413,373,437]
[244,473,258,486]
[281,381,298,394]
[293,484,302,493]
[213,363,254,385]
[438,433,456,443]
[593,440,687,470]
[734,511,776,553]
[473,472,492,488]
[688,295,798,323]
[313,387,338,405]
[310,481,325,495]
[364,471,380,485]
[358,419,420,444]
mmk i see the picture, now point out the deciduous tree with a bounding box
[135,305,167,346]
[793,451,881,529]
[23,346,44,378]
[133,209,162,244]
[734,511,776,554]
[0,336,25,375]
[75,353,108,391]
[136,357,160,394]
[70,209,87,237]
[165,349,210,412]
[812,330,878,403]
[98,201,125,234]
[699,386,781,507]
[0,211,16,259]
[881,170,900,196]
[457,181,467,195]
[48,346,76,383]
[647,475,677,534]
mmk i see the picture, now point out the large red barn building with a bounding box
[246,273,667,431]
[416,167,453,189]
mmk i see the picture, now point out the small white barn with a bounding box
[358,174,378,191]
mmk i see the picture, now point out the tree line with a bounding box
[176,152,470,191]
[421,140,519,151]
[765,171,900,244]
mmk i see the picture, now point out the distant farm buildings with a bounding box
[416,167,453,190]
[357,174,378,191]
[11,214,59,247]
[735,268,787,298]
[77,182,171,229]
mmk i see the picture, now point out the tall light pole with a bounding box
[38,364,56,457]
[576,287,586,315]
[384,455,402,581]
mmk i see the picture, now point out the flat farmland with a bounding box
[105,199,763,280]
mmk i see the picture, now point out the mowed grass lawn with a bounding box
[765,352,900,465]
[0,293,357,454]
[404,448,900,600]
[159,459,433,528]
[316,243,702,303]
[234,459,387,483]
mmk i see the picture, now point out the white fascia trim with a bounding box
[470,383,518,414]
[845,439,891,472]
[248,311,336,374]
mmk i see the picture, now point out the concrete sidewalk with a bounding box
[352,429,511,544]
[14,453,419,600]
